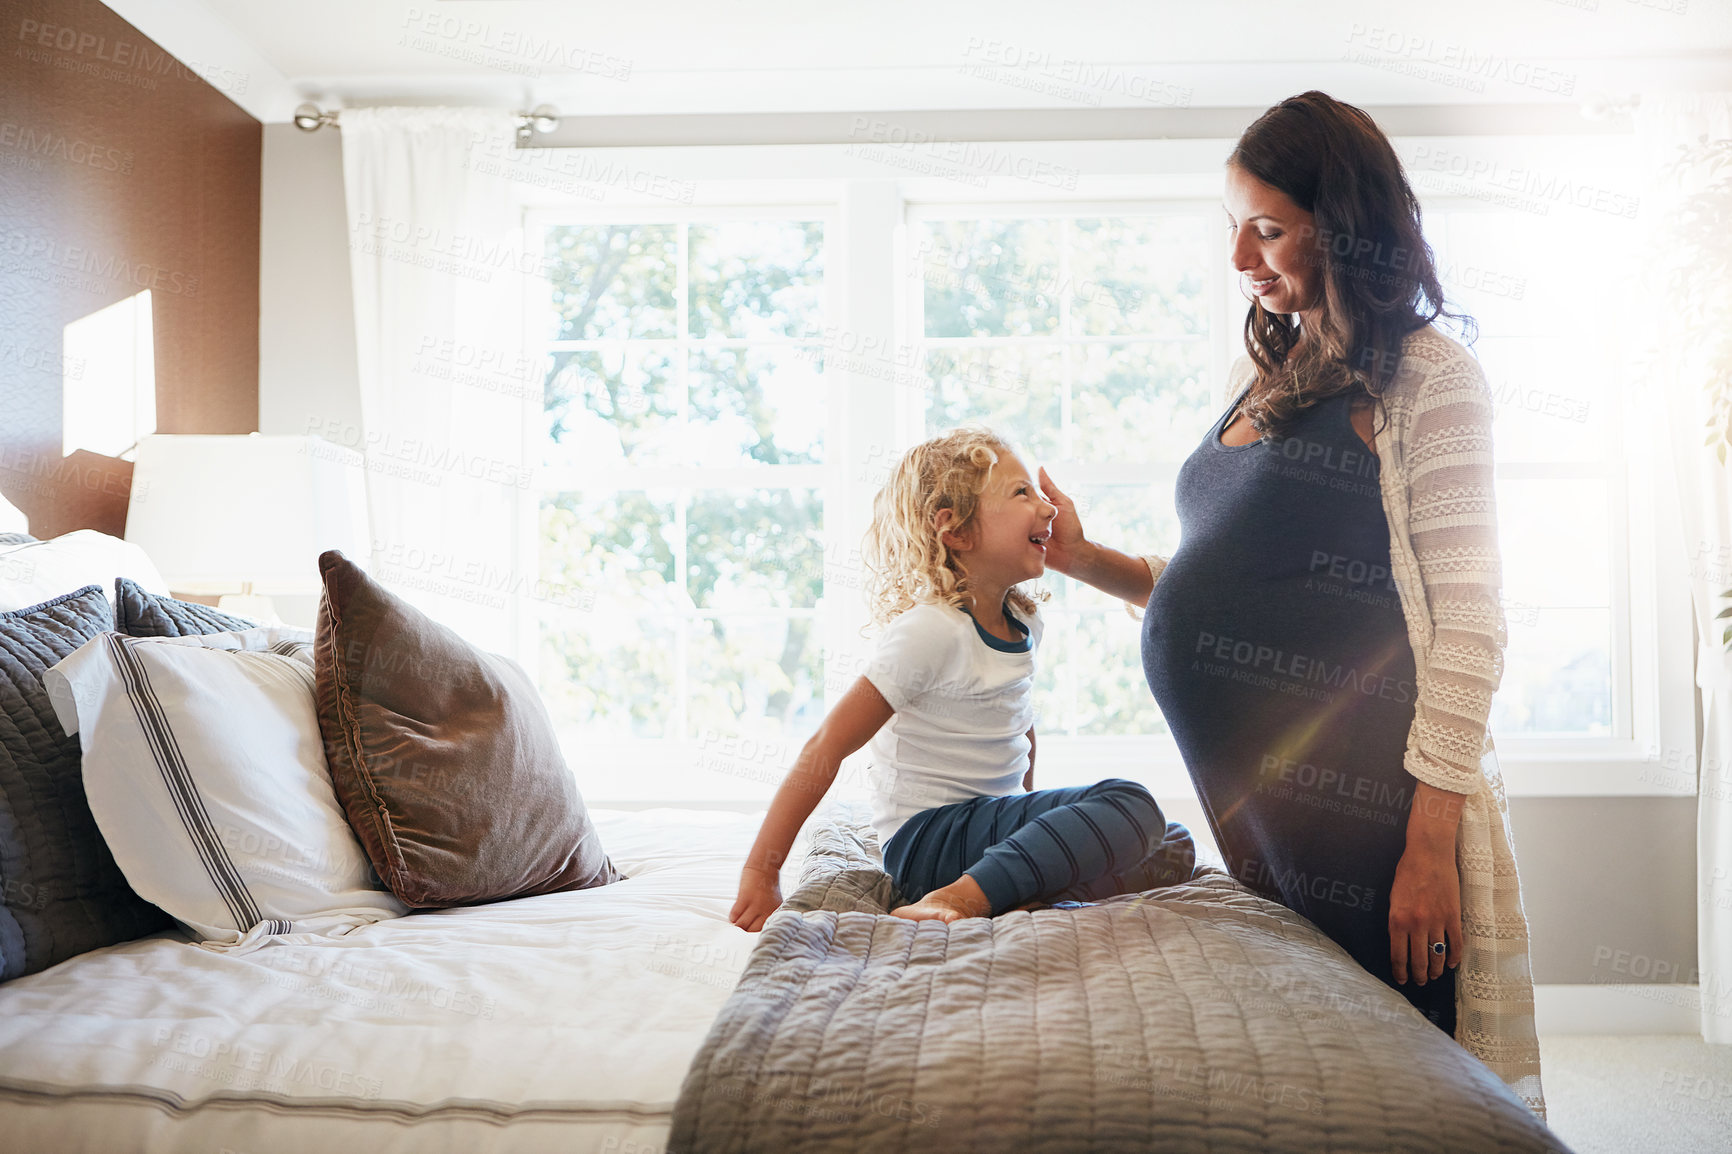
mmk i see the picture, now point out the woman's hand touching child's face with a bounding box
[1036,467,1087,578]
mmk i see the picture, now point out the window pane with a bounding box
[1069,341,1214,463]
[541,614,676,741]
[544,223,677,340]
[542,488,679,608]
[687,488,823,610]
[688,348,824,466]
[1475,337,1611,463]
[919,219,1063,337]
[543,348,678,468]
[1068,216,1209,337]
[689,617,823,740]
[1492,607,1613,736]
[1432,211,1606,338]
[1497,478,1613,608]
[1036,610,1169,737]
[540,490,680,740]
[923,345,1063,460]
[688,221,825,339]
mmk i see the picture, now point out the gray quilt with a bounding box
[669,813,1570,1154]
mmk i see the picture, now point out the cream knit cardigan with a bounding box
[1139,325,1546,1117]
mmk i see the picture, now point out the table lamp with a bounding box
[124,434,370,623]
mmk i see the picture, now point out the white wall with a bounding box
[259,124,361,440]
[257,123,360,627]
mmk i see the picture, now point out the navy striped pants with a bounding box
[881,779,1196,915]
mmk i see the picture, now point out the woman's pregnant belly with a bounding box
[1144,540,1419,914]
[1141,547,1372,750]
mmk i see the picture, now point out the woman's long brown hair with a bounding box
[1227,90,1476,440]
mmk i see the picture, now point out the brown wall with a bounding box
[0,0,260,537]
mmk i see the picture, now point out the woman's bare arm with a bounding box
[1061,540,1158,606]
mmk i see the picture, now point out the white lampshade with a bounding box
[125,434,370,595]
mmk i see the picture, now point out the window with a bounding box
[528,211,835,799]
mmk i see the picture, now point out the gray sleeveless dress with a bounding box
[1140,382,1454,1031]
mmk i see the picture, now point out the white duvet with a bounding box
[0,808,785,1154]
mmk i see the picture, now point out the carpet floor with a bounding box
[1539,1034,1732,1154]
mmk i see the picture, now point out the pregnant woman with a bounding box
[1039,91,1545,1117]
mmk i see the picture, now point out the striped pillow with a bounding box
[44,627,406,948]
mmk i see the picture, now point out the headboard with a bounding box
[0,0,262,541]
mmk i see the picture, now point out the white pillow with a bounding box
[0,529,169,612]
[44,626,407,948]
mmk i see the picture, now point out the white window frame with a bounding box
[520,202,843,793]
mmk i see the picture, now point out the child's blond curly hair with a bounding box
[862,427,1048,627]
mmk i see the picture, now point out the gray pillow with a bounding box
[0,586,171,980]
[113,577,258,638]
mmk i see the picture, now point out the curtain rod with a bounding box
[291,96,1639,149]
[293,103,561,144]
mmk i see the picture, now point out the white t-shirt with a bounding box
[862,600,1043,847]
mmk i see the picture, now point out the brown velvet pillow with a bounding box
[313,550,619,907]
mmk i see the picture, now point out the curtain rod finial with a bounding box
[516,104,561,144]
[293,103,339,132]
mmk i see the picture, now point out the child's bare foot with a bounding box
[890,874,993,922]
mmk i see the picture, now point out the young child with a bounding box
[730,427,1194,931]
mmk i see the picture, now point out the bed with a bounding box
[0,528,1573,1153]
[0,805,1572,1154]
[0,806,798,1154]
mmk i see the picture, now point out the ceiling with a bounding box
[101,0,1732,126]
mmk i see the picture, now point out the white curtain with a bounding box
[340,108,536,660]
[1633,92,1732,1043]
